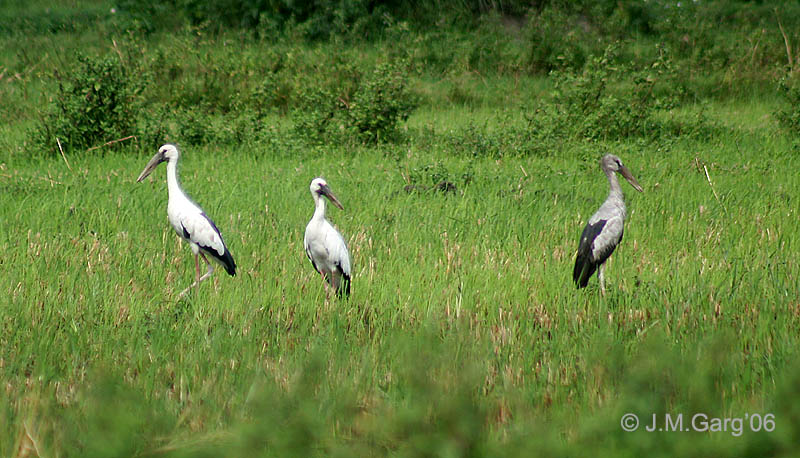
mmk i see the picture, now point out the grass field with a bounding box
[2,105,800,455]
[2,1,800,456]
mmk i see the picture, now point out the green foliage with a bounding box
[171,106,216,146]
[34,53,146,154]
[294,60,415,144]
[536,44,687,142]
[250,71,293,116]
[775,76,800,135]
[463,13,524,75]
[117,0,388,40]
[404,161,473,194]
[0,3,108,36]
[114,0,180,34]
[413,120,554,159]
[138,104,266,149]
[523,6,596,74]
[293,87,349,144]
[348,62,416,143]
[4,93,800,454]
[6,7,800,453]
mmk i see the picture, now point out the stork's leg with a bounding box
[177,254,216,299]
[598,263,607,297]
[321,271,330,297]
[195,254,201,285]
[330,272,341,298]
[198,253,215,283]
[178,254,202,298]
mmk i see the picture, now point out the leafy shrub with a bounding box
[522,43,725,145]
[152,0,388,40]
[542,44,679,141]
[250,71,293,117]
[149,105,266,148]
[464,13,524,75]
[34,54,146,154]
[293,87,349,144]
[293,60,415,144]
[171,106,214,146]
[523,7,598,74]
[348,62,416,143]
[136,103,173,150]
[114,0,182,34]
[775,76,800,135]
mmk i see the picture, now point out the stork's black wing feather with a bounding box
[335,262,351,299]
[305,243,321,274]
[573,219,606,288]
[204,247,236,276]
[197,212,236,276]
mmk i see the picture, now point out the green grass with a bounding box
[2,113,800,454]
[3,2,800,455]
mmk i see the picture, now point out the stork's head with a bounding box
[310,177,344,210]
[137,144,179,182]
[601,154,643,192]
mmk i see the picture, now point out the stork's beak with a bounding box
[619,166,644,193]
[137,151,165,182]
[320,184,344,210]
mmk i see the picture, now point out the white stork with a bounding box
[304,178,351,298]
[573,154,643,295]
[137,144,236,297]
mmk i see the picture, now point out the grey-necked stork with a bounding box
[304,178,351,298]
[137,144,236,297]
[573,154,643,295]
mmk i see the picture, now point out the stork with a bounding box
[137,144,236,297]
[573,154,643,295]
[304,178,351,298]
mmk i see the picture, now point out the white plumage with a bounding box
[304,177,351,298]
[137,144,236,297]
[573,154,643,295]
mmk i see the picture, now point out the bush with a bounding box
[34,54,146,154]
[523,7,600,74]
[250,71,293,117]
[114,0,181,34]
[542,44,679,141]
[293,87,349,144]
[293,60,415,144]
[775,76,800,135]
[348,62,416,143]
[139,0,388,40]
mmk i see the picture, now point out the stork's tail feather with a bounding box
[220,250,236,276]
[206,248,236,276]
[573,255,596,289]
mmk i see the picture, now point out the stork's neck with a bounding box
[312,193,327,221]
[604,170,626,212]
[166,158,185,201]
[606,169,624,199]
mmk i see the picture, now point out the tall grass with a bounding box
[1,121,799,453]
[2,1,800,455]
